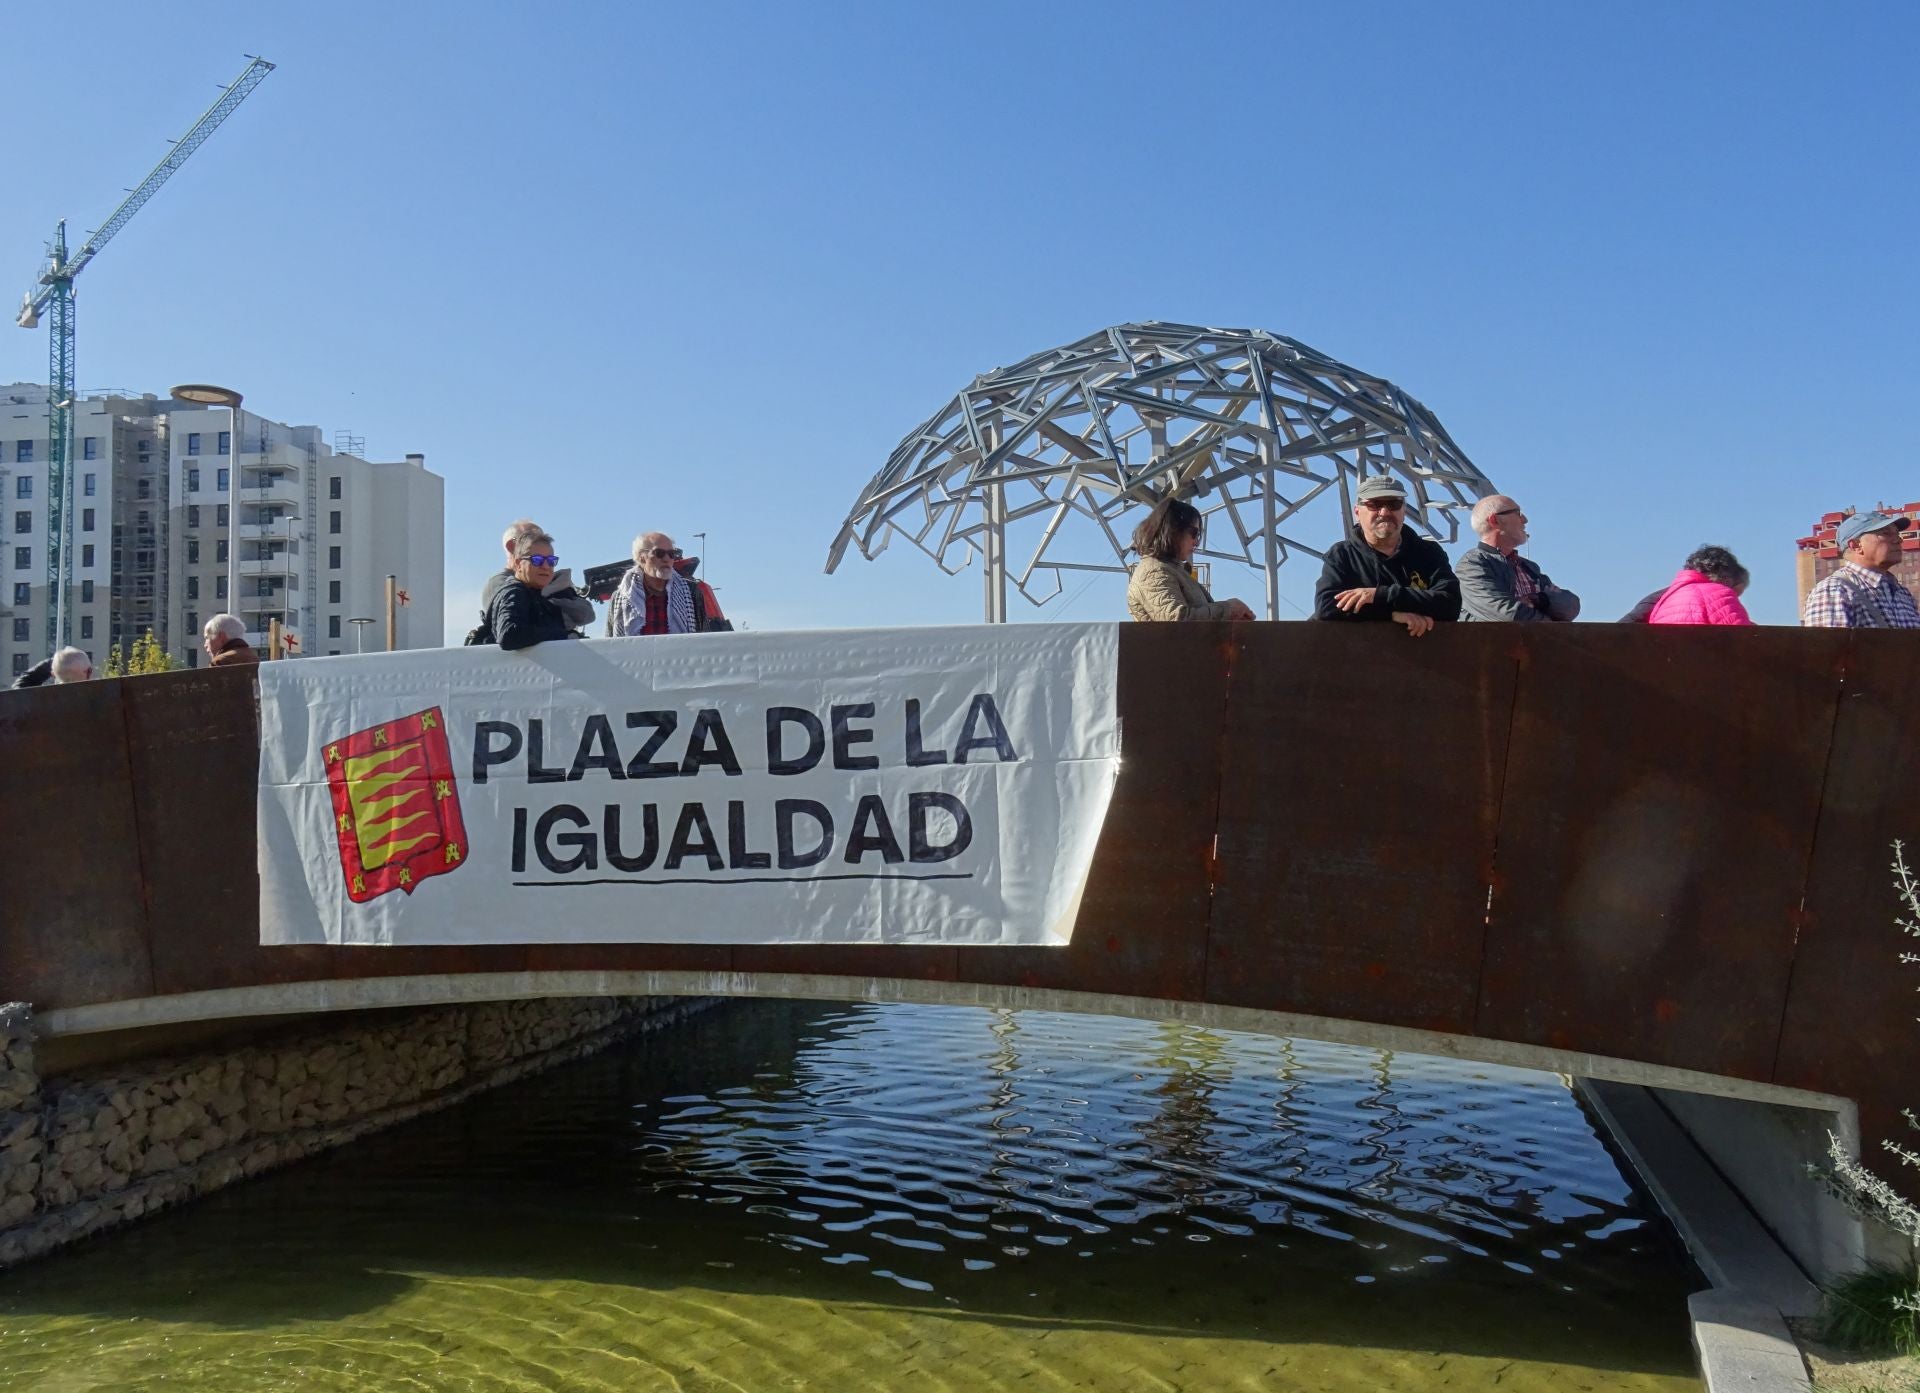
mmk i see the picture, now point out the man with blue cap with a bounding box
[1802,510,1920,628]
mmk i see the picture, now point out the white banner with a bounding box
[257,624,1119,947]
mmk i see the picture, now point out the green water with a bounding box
[0,1001,1699,1390]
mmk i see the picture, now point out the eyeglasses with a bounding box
[1493,507,1523,519]
[647,548,684,560]
[1359,499,1405,512]
[523,553,559,567]
[1183,525,1203,540]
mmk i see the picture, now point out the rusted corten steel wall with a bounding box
[0,626,1914,1174]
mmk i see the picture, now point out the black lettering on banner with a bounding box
[680,709,742,777]
[568,714,627,781]
[766,707,825,776]
[624,712,679,778]
[512,805,527,872]
[535,804,597,873]
[843,793,905,864]
[604,804,659,872]
[904,699,948,767]
[526,719,567,784]
[473,720,522,784]
[954,694,1018,764]
[727,800,773,870]
[776,799,833,869]
[665,803,724,871]
[908,791,973,863]
[831,703,879,770]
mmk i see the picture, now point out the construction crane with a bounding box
[16,56,275,648]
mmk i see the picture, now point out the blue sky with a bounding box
[4,1,1915,634]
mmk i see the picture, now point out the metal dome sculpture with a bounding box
[826,321,1493,620]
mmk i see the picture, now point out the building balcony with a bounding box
[237,475,302,507]
[235,452,299,479]
[238,554,295,577]
[237,520,299,541]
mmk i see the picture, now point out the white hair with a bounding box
[502,519,541,556]
[204,613,245,642]
[1470,496,1514,537]
[51,647,92,682]
[632,532,673,565]
[513,531,555,559]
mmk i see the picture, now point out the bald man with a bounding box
[1457,495,1581,622]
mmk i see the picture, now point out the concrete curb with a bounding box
[1578,1079,1816,1393]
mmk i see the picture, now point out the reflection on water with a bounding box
[0,1001,1700,1391]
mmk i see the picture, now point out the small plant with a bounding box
[1815,1262,1920,1358]
[102,630,177,677]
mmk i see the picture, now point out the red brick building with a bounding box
[1795,502,1920,609]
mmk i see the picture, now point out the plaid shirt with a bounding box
[1506,552,1541,609]
[1802,562,1920,629]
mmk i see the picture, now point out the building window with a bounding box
[83,473,95,496]
[329,476,342,500]
[216,505,228,527]
[82,508,94,532]
[216,540,228,563]
[216,576,227,599]
[187,576,199,599]
[329,615,341,638]
[12,512,28,535]
[81,579,93,603]
[10,618,27,642]
[186,467,200,492]
[186,650,199,669]
[218,431,231,456]
[329,545,341,570]
[187,505,200,528]
[185,610,198,633]
[14,441,31,463]
[79,615,92,640]
[81,544,93,567]
[329,510,341,534]
[83,437,98,461]
[137,477,151,500]
[216,467,229,491]
[188,540,200,564]
[13,475,29,500]
[11,583,26,605]
[12,547,28,570]
[328,580,341,604]
[138,511,150,530]
[10,654,25,678]
[186,433,201,455]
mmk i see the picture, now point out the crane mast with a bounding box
[17,56,274,649]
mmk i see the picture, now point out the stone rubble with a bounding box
[0,995,711,1268]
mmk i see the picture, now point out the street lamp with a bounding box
[171,383,243,639]
[347,616,374,654]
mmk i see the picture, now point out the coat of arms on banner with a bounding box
[323,706,467,903]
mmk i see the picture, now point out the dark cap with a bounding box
[1835,510,1910,550]
[1355,475,1407,503]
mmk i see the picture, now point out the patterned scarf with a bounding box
[612,565,697,635]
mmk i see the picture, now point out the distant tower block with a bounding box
[825,321,1495,621]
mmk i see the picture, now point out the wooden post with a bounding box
[267,617,282,661]
[385,575,398,652]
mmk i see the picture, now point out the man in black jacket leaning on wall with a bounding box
[1313,475,1462,637]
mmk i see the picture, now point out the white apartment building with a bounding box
[0,385,443,677]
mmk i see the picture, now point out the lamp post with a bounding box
[171,384,243,641]
[347,617,374,654]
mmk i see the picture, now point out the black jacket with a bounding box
[10,658,53,690]
[487,577,578,651]
[1313,527,1461,622]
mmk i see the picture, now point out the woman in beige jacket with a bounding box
[1125,497,1256,623]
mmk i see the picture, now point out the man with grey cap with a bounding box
[1802,509,1920,628]
[1313,475,1461,636]
[1457,494,1581,622]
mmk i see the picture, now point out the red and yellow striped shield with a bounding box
[322,706,468,903]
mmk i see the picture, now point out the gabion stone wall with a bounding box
[0,995,711,1268]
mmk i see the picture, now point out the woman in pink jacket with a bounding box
[1647,545,1755,626]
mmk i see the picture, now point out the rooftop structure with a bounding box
[1794,502,1920,609]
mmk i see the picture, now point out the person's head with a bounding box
[202,613,245,655]
[501,519,542,566]
[1470,494,1529,552]
[50,647,92,683]
[1684,545,1747,590]
[1836,511,1911,574]
[1130,497,1204,564]
[1353,476,1408,551]
[511,531,558,588]
[633,531,682,583]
